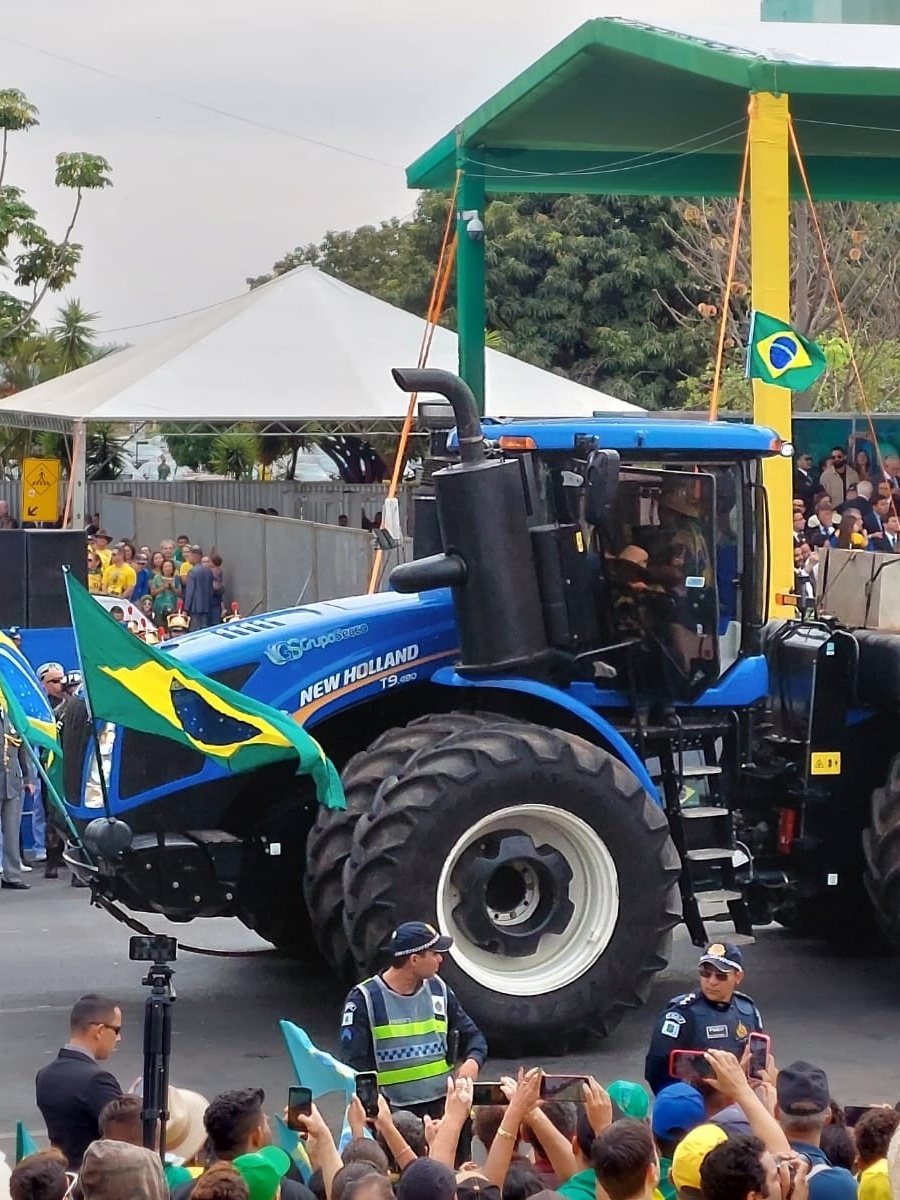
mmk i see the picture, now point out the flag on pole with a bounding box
[64,573,345,809]
[0,631,64,796]
[746,311,827,390]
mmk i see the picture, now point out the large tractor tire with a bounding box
[863,755,900,946]
[342,722,681,1053]
[304,713,515,980]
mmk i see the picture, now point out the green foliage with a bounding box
[209,429,257,479]
[36,422,126,480]
[0,89,111,346]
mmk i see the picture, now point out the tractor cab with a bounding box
[405,391,778,708]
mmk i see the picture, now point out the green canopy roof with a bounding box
[407,18,900,200]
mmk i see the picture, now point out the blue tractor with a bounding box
[63,369,899,1050]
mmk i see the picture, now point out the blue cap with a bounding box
[698,942,743,972]
[652,1083,707,1139]
[387,921,453,956]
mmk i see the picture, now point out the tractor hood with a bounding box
[159,588,459,727]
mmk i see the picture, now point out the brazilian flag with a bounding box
[64,573,345,810]
[0,630,64,798]
[746,311,827,390]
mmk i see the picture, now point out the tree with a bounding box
[0,302,118,476]
[36,422,126,480]
[0,89,112,345]
[251,191,708,408]
[209,429,257,479]
[664,199,900,412]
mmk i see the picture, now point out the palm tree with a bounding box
[47,299,113,374]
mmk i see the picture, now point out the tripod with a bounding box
[141,960,176,1158]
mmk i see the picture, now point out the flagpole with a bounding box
[63,567,114,821]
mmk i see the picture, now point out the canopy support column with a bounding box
[749,91,793,615]
[456,168,486,415]
[70,418,87,531]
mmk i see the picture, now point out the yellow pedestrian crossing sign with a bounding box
[21,458,62,524]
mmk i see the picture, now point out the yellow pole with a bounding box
[749,91,793,616]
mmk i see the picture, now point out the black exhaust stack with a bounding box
[390,368,549,676]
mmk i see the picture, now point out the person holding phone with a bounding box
[644,943,764,1095]
[338,922,487,1143]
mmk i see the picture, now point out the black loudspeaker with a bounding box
[0,530,28,627]
[26,531,88,628]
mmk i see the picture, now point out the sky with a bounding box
[3,0,759,339]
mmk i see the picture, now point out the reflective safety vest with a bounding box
[358,974,451,1106]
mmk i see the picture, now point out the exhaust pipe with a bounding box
[391,368,485,466]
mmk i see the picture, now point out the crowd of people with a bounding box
[791,447,900,600]
[5,940,900,1200]
[84,524,229,635]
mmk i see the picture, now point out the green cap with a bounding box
[232,1146,292,1200]
[608,1080,650,1121]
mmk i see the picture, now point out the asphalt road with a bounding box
[3,873,900,1159]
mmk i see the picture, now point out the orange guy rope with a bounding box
[787,119,885,486]
[366,170,462,594]
[709,123,750,422]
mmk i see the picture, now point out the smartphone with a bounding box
[472,1083,508,1106]
[287,1086,312,1131]
[747,1032,771,1080]
[669,1050,716,1081]
[356,1071,380,1119]
[844,1105,875,1128]
[541,1075,591,1103]
[128,934,177,962]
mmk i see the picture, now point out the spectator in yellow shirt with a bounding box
[856,1108,899,1200]
[101,545,137,599]
[87,550,103,594]
[93,530,113,567]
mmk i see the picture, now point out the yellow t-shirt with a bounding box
[859,1160,891,1200]
[96,545,112,567]
[101,562,137,597]
[179,560,193,579]
[87,569,103,594]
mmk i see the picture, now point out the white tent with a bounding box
[0,266,642,435]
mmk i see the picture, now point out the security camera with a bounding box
[465,216,487,241]
[460,209,485,242]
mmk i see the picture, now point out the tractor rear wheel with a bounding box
[304,712,514,980]
[863,755,900,946]
[342,722,681,1053]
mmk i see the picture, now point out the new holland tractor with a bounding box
[62,368,900,1050]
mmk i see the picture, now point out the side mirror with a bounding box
[584,449,620,526]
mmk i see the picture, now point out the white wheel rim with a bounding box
[436,803,619,995]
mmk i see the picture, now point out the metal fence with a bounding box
[98,497,411,613]
[0,480,414,533]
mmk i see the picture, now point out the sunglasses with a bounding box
[699,964,733,982]
[91,1021,122,1034]
[45,677,64,685]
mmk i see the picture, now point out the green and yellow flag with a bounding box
[0,630,64,797]
[746,311,827,391]
[64,573,345,810]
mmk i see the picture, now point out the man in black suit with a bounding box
[883,514,900,553]
[35,994,123,1168]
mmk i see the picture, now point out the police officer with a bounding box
[644,942,763,1095]
[339,921,487,1125]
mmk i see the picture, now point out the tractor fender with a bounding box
[430,666,661,804]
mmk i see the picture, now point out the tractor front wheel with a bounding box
[342,722,681,1052]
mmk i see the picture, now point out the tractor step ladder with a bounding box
[649,720,754,948]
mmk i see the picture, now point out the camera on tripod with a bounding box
[131,935,178,1158]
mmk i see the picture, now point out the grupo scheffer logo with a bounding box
[264,624,369,666]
